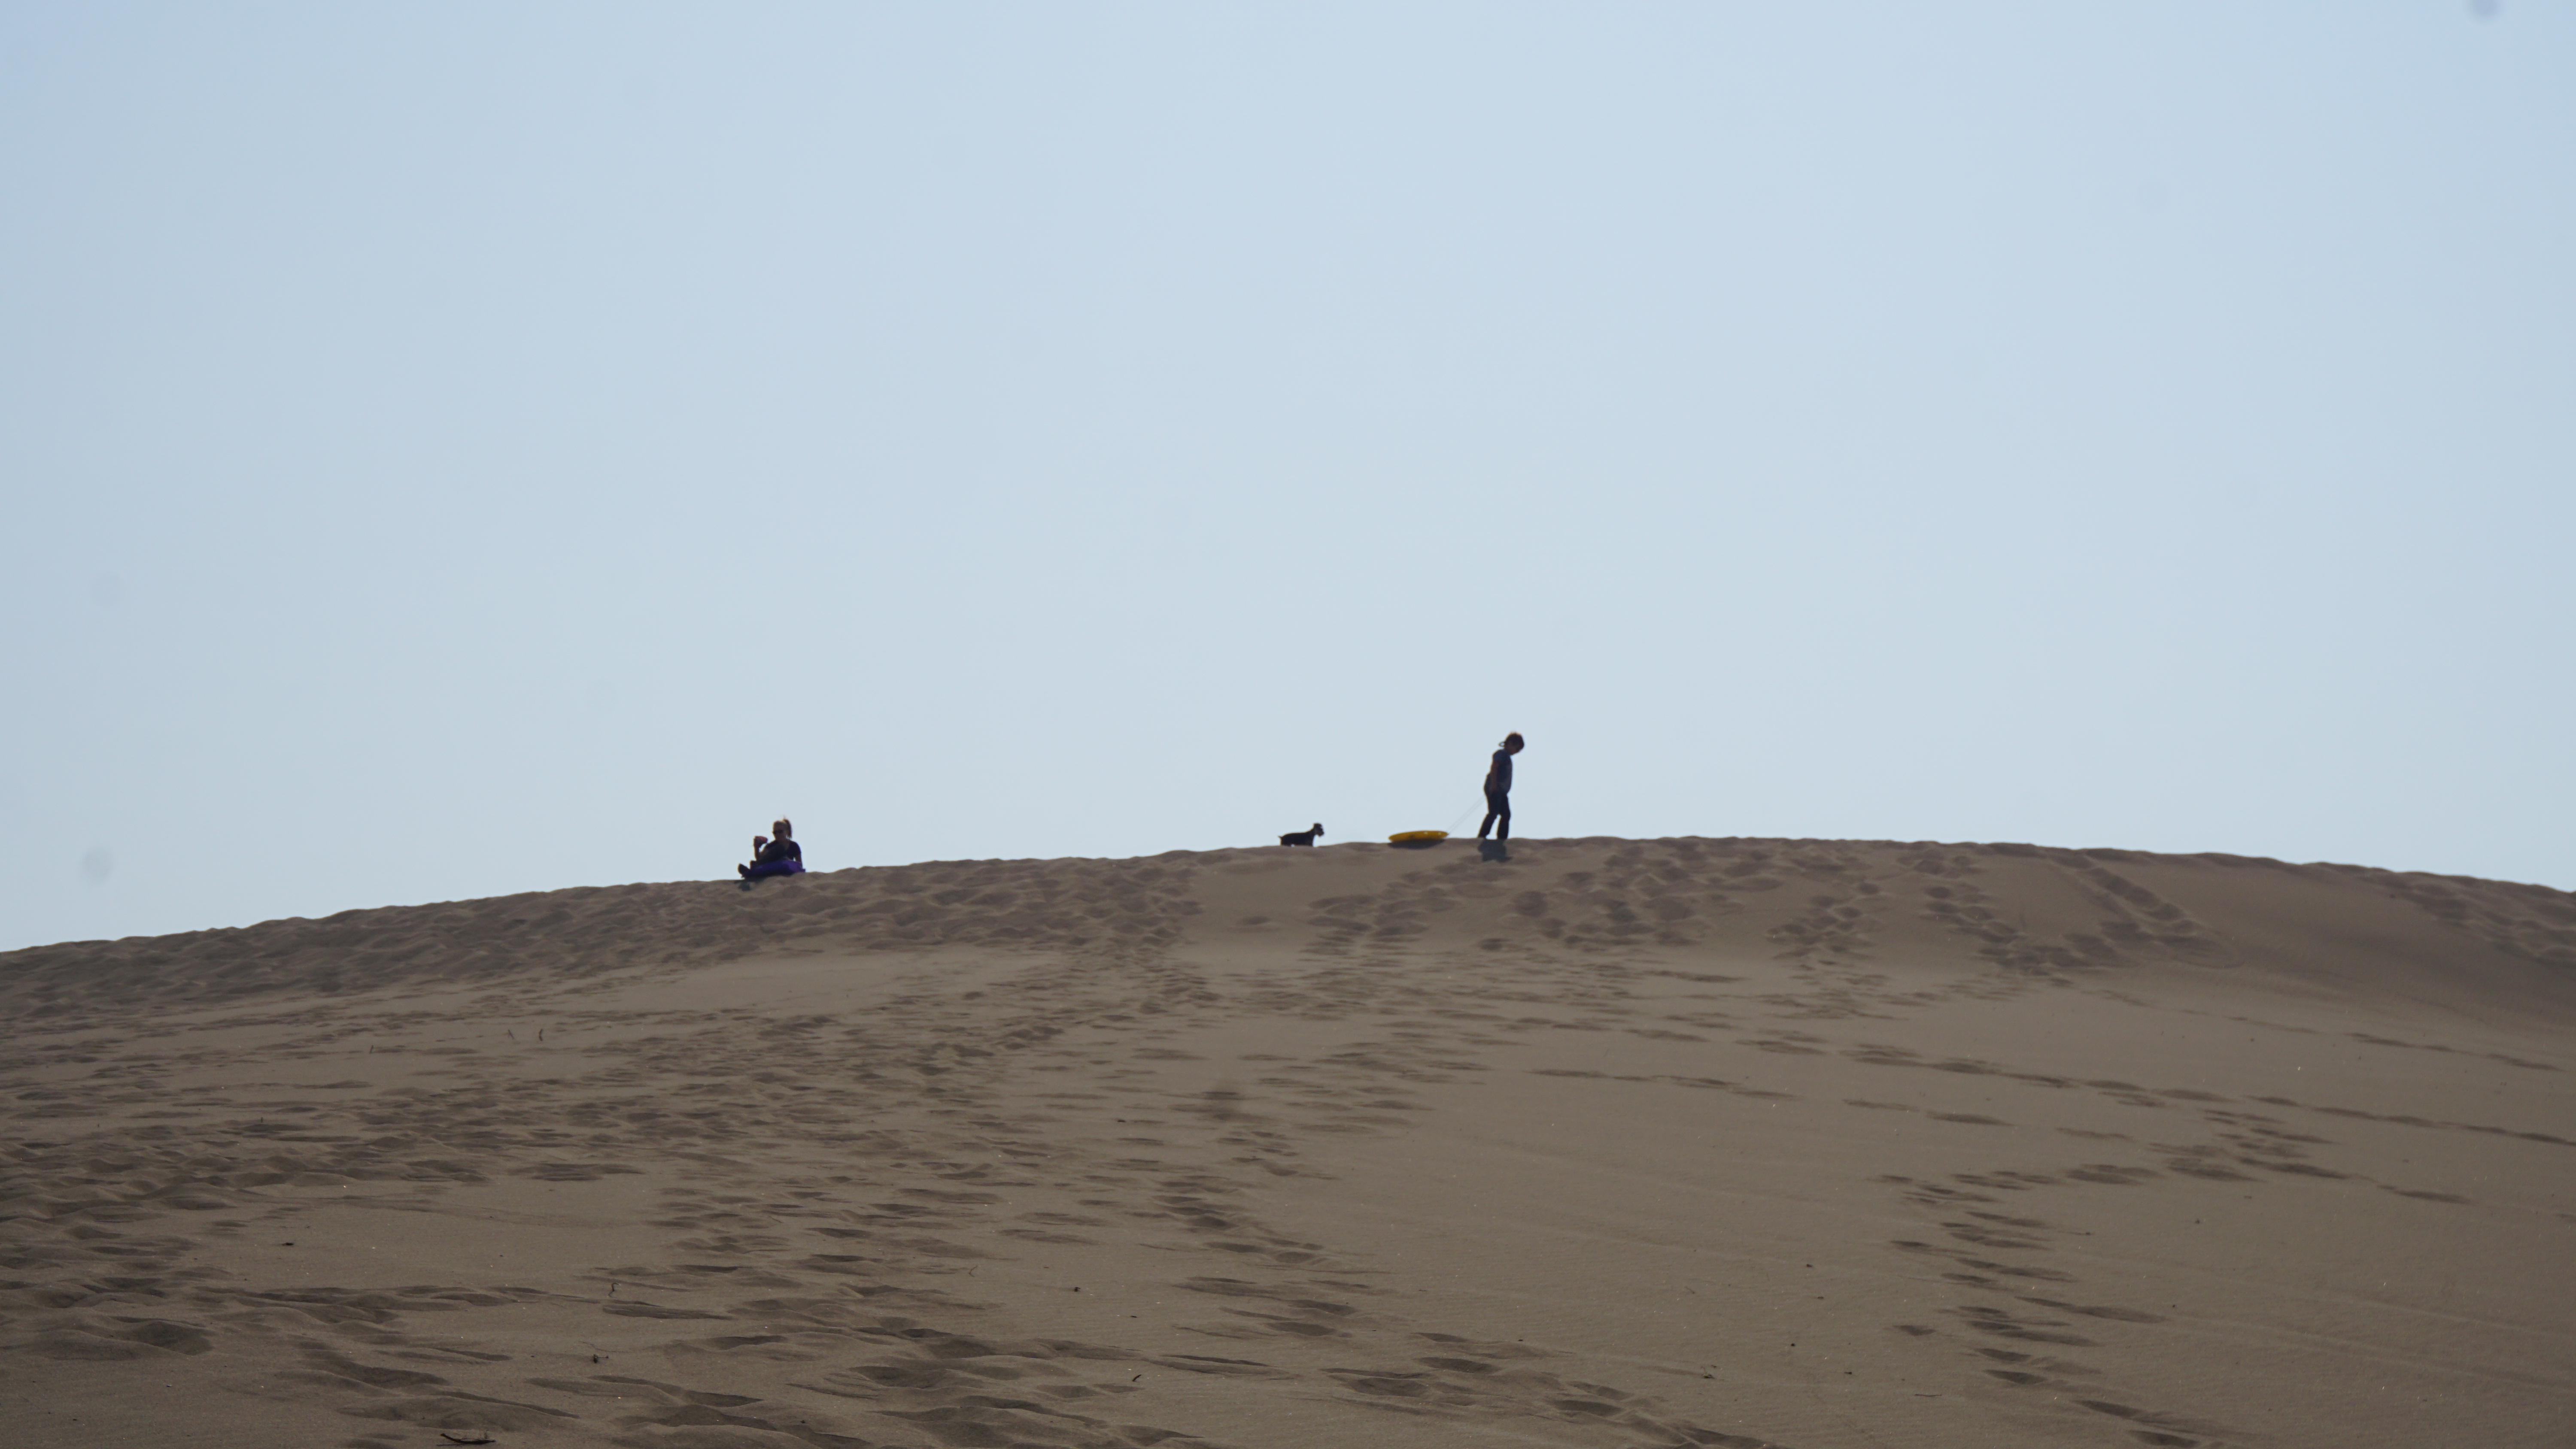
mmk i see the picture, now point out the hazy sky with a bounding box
[5,3,2569,952]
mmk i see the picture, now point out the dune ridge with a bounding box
[13,838,2573,1014]
[4,837,2571,1448]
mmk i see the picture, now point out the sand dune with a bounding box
[3,837,2571,1448]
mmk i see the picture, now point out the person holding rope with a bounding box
[1477,733,1524,845]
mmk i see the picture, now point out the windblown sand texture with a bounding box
[4,838,2573,1449]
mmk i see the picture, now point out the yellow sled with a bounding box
[1387,830,1449,848]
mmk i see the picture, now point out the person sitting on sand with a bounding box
[1478,733,1523,843]
[738,818,805,881]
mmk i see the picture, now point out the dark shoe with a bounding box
[736,864,750,879]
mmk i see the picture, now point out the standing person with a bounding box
[738,818,805,881]
[1477,733,1525,844]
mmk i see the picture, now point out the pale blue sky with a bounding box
[4,3,2568,952]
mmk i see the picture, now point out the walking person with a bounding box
[1477,733,1525,848]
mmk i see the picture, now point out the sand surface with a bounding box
[3,837,2572,1448]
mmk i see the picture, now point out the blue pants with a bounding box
[743,859,805,880]
[1478,789,1511,841]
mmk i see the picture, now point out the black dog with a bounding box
[1278,823,1324,847]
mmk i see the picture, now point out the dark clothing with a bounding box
[739,836,805,882]
[1478,746,1516,841]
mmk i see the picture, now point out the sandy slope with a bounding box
[2,837,2571,1449]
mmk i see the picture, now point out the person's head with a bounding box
[772,817,793,840]
[1501,732,1524,754]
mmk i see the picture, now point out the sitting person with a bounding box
[738,817,805,881]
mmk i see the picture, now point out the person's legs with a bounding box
[1480,789,1511,842]
[742,860,804,880]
